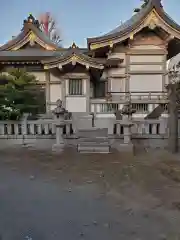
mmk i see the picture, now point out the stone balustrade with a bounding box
[0,117,175,139]
[114,119,170,136]
[0,117,179,151]
[0,119,73,138]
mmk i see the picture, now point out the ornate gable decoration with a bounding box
[0,14,58,51]
[145,10,159,30]
[23,13,40,28]
[42,42,105,70]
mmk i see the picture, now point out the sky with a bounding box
[0,0,179,47]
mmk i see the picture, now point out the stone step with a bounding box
[77,139,110,153]
[77,128,108,138]
[78,139,109,146]
[77,127,110,153]
[78,138,109,143]
[77,144,110,153]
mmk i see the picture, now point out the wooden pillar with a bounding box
[162,54,167,91]
[125,53,130,99]
[85,77,90,113]
[61,77,66,108]
[105,80,108,96]
[107,77,112,93]
[168,84,178,153]
[45,71,50,113]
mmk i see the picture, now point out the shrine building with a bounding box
[0,0,180,118]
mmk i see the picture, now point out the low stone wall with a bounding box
[0,117,179,151]
[0,135,179,152]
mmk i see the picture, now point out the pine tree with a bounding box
[0,68,46,120]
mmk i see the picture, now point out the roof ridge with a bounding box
[151,0,163,7]
[0,14,60,51]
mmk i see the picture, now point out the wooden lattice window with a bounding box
[69,79,83,95]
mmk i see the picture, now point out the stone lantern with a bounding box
[121,101,136,120]
[52,99,68,152]
[118,101,136,153]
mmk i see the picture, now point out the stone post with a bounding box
[123,125,132,144]
[122,114,133,145]
[22,113,29,145]
[167,83,178,153]
[55,123,64,146]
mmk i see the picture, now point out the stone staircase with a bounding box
[77,128,110,153]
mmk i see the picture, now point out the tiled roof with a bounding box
[87,0,180,45]
[0,48,88,60]
[103,6,149,37]
[0,15,59,51]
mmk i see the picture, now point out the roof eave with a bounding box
[0,22,59,51]
[42,53,104,70]
[87,0,180,48]
[87,3,154,47]
[0,30,28,51]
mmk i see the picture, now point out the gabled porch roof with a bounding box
[41,43,105,70]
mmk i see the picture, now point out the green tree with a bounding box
[0,68,46,120]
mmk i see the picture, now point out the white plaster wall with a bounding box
[66,97,86,112]
[108,67,126,76]
[108,52,126,61]
[65,79,69,95]
[50,104,56,111]
[50,72,61,82]
[165,74,169,85]
[108,45,126,64]
[28,71,46,82]
[130,55,164,63]
[129,74,162,92]
[50,84,62,103]
[83,79,86,94]
[111,79,124,92]
[130,65,163,71]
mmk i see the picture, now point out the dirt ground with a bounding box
[0,147,180,240]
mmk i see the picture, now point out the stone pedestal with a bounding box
[117,119,134,154]
[118,143,134,154]
[52,124,65,153]
[116,102,135,155]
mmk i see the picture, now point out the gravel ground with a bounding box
[0,147,180,240]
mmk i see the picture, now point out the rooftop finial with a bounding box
[71,42,78,48]
[23,14,40,28]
